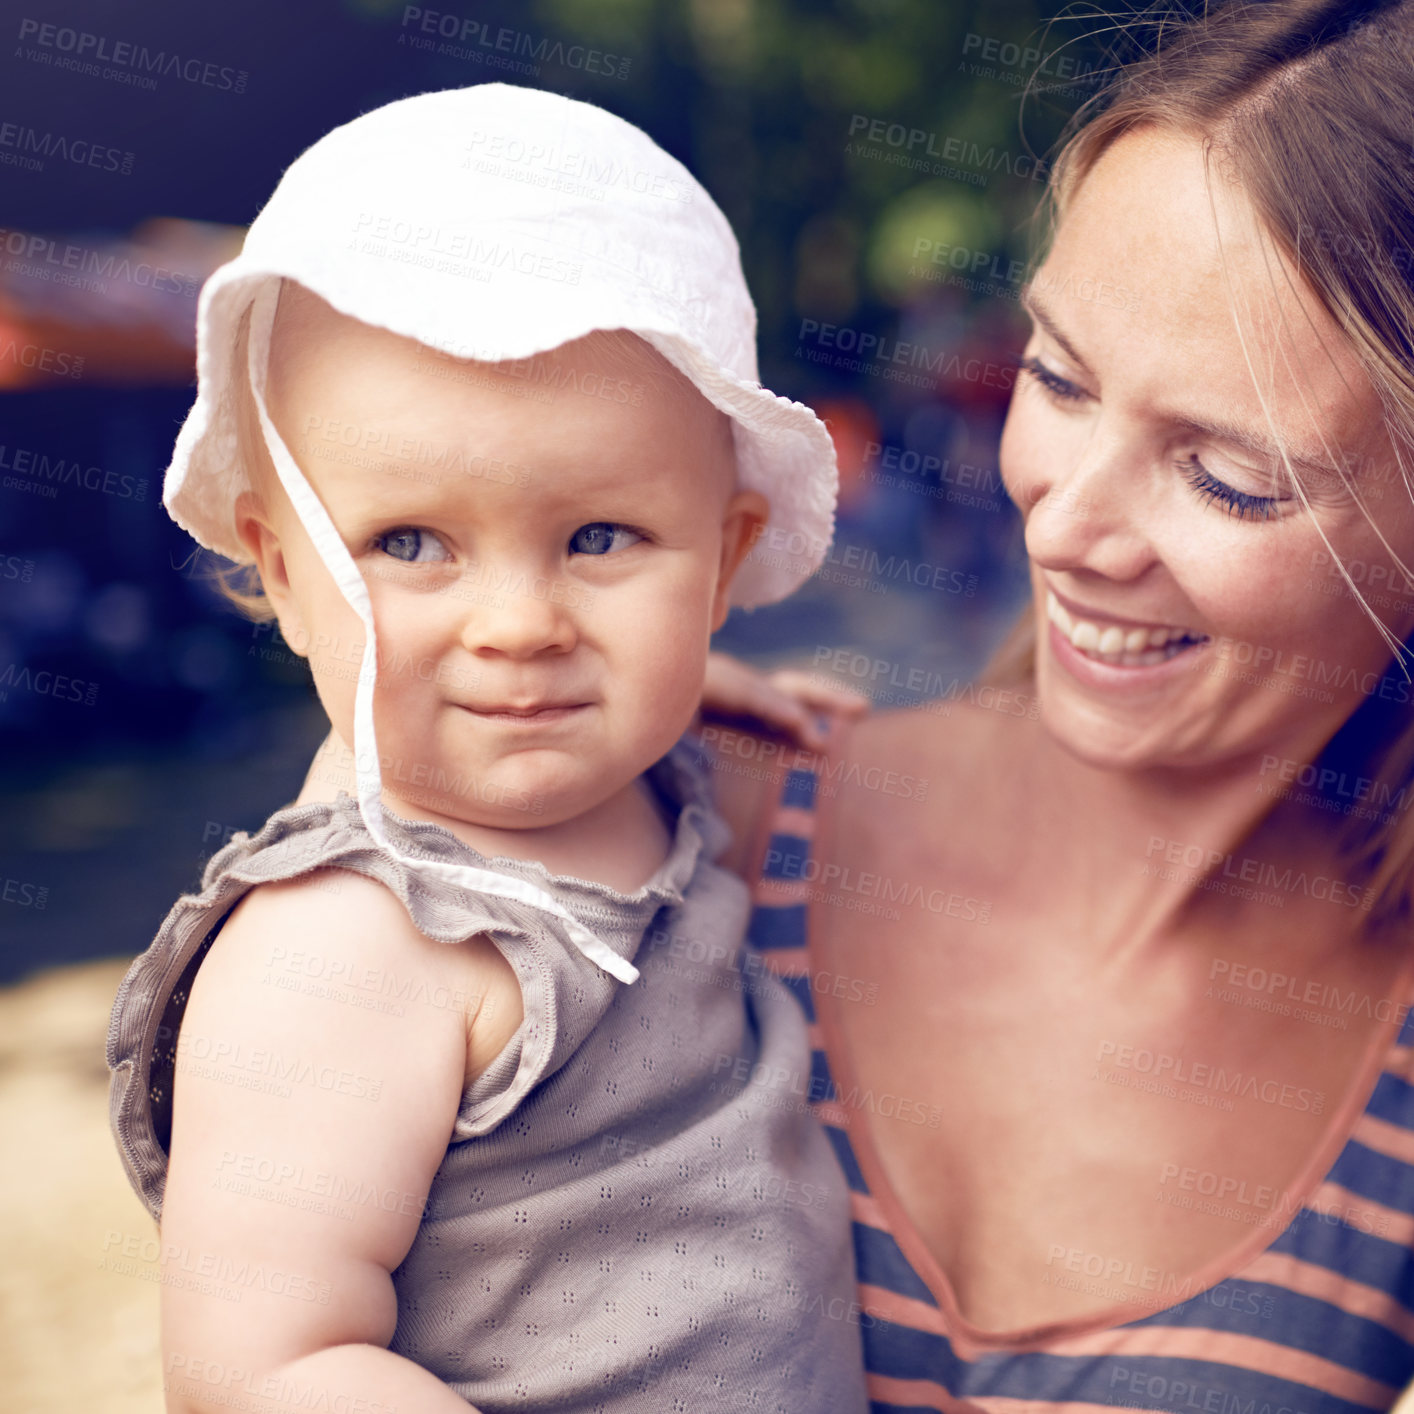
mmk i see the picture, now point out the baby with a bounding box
[106,83,867,1414]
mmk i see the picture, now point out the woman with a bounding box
[707,0,1414,1404]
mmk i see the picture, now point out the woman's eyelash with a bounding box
[1021,355,1280,522]
[1019,355,1085,401]
[1178,458,1279,521]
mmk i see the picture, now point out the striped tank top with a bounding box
[736,742,1414,1414]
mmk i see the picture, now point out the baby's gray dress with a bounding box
[107,738,868,1412]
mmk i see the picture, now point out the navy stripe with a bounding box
[1366,1069,1414,1130]
[862,1315,965,1386]
[1132,1280,1414,1381]
[746,902,805,951]
[782,768,818,809]
[1269,1206,1414,1298]
[1331,1137,1414,1215]
[827,1124,869,1193]
[761,831,810,880]
[853,1220,940,1306]
[963,1349,1380,1413]
[1397,1008,1414,1049]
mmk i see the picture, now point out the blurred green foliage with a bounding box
[530,0,1106,372]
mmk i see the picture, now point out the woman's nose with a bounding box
[455,566,578,658]
[1019,424,1156,583]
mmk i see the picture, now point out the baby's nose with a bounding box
[455,568,578,658]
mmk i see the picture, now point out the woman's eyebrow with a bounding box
[1019,281,1094,375]
[1019,279,1335,477]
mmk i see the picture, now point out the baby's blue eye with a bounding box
[376,528,451,563]
[568,522,644,556]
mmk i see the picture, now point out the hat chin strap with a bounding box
[243,281,639,985]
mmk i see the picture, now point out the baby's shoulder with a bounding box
[198,867,523,1093]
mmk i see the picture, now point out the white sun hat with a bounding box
[164,82,839,985]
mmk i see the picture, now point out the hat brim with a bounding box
[165,260,836,610]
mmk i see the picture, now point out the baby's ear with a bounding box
[711,490,770,631]
[234,490,310,657]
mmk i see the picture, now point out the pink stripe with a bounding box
[849,1189,890,1230]
[772,805,816,840]
[1241,1250,1414,1344]
[1307,1178,1414,1247]
[866,1374,986,1413]
[1353,1109,1414,1167]
[752,945,823,982]
[857,1280,947,1336]
[1045,1323,1397,1406]
[978,1402,1147,1414]
[756,948,810,977]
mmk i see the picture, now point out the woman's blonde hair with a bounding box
[985,0,1414,924]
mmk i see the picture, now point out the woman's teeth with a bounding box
[1046,591,1206,667]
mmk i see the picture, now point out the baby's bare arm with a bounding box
[160,866,509,1414]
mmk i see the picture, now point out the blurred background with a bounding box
[0,0,1103,1405]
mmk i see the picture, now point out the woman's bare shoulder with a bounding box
[844,688,1034,778]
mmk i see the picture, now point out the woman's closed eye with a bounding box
[568,522,645,556]
[375,527,453,563]
[1019,355,1283,522]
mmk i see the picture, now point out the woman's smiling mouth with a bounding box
[1046,589,1210,668]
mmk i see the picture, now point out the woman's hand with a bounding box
[699,651,870,752]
